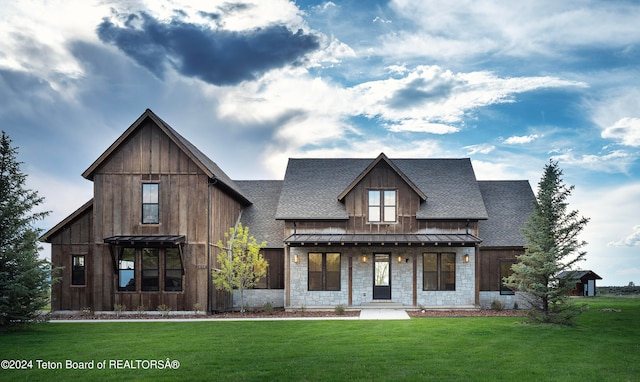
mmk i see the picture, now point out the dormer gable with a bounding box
[337,153,427,202]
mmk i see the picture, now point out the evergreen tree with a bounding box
[212,223,267,312]
[505,160,589,324]
[0,131,52,329]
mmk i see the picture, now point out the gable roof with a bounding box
[82,109,250,205]
[237,180,284,248]
[39,199,93,243]
[275,157,488,220]
[557,270,602,280]
[338,153,427,201]
[477,180,535,247]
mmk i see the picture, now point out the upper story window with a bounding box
[142,183,159,224]
[368,189,396,223]
[71,255,86,286]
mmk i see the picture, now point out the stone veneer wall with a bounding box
[478,291,532,310]
[288,246,477,308]
[232,289,285,310]
[415,247,476,308]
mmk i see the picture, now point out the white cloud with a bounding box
[215,64,586,169]
[385,0,640,60]
[601,117,640,147]
[350,65,586,132]
[551,149,637,174]
[0,0,108,92]
[385,120,459,134]
[464,144,495,155]
[570,182,640,285]
[608,225,640,247]
[373,16,392,24]
[504,134,540,144]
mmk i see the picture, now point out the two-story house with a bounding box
[41,109,535,312]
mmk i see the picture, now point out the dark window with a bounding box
[423,252,456,291]
[141,248,159,291]
[368,189,396,222]
[165,248,182,291]
[254,251,284,290]
[118,248,136,291]
[71,255,85,285]
[118,247,183,292]
[500,261,515,295]
[308,252,341,291]
[142,183,159,224]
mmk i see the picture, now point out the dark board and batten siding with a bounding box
[48,118,245,311]
[48,205,93,311]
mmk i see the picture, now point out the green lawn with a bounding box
[1,297,638,381]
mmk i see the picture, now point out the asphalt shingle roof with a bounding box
[237,180,285,248]
[477,180,536,247]
[275,157,489,220]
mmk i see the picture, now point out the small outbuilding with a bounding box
[558,270,602,297]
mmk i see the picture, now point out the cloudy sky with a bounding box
[2,0,639,285]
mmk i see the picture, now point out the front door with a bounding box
[373,253,391,300]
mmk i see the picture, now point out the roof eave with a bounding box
[39,199,94,242]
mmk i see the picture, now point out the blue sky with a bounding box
[2,0,639,285]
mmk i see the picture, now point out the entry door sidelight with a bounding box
[373,254,391,300]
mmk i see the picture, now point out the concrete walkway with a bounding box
[358,309,410,320]
[50,309,411,322]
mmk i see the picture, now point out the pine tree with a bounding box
[212,223,267,312]
[505,160,589,324]
[0,131,52,329]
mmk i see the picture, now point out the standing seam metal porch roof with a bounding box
[284,233,482,246]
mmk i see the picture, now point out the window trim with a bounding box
[71,254,86,286]
[368,189,397,223]
[308,252,341,291]
[141,183,159,224]
[422,252,456,291]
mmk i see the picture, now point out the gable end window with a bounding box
[368,190,396,223]
[71,255,86,286]
[308,252,341,291]
[142,183,159,224]
[423,252,456,291]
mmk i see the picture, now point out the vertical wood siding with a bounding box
[49,119,245,311]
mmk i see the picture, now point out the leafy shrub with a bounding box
[334,304,346,315]
[114,304,126,317]
[263,301,273,315]
[157,304,171,317]
[490,300,505,311]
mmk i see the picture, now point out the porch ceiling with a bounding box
[284,233,481,247]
